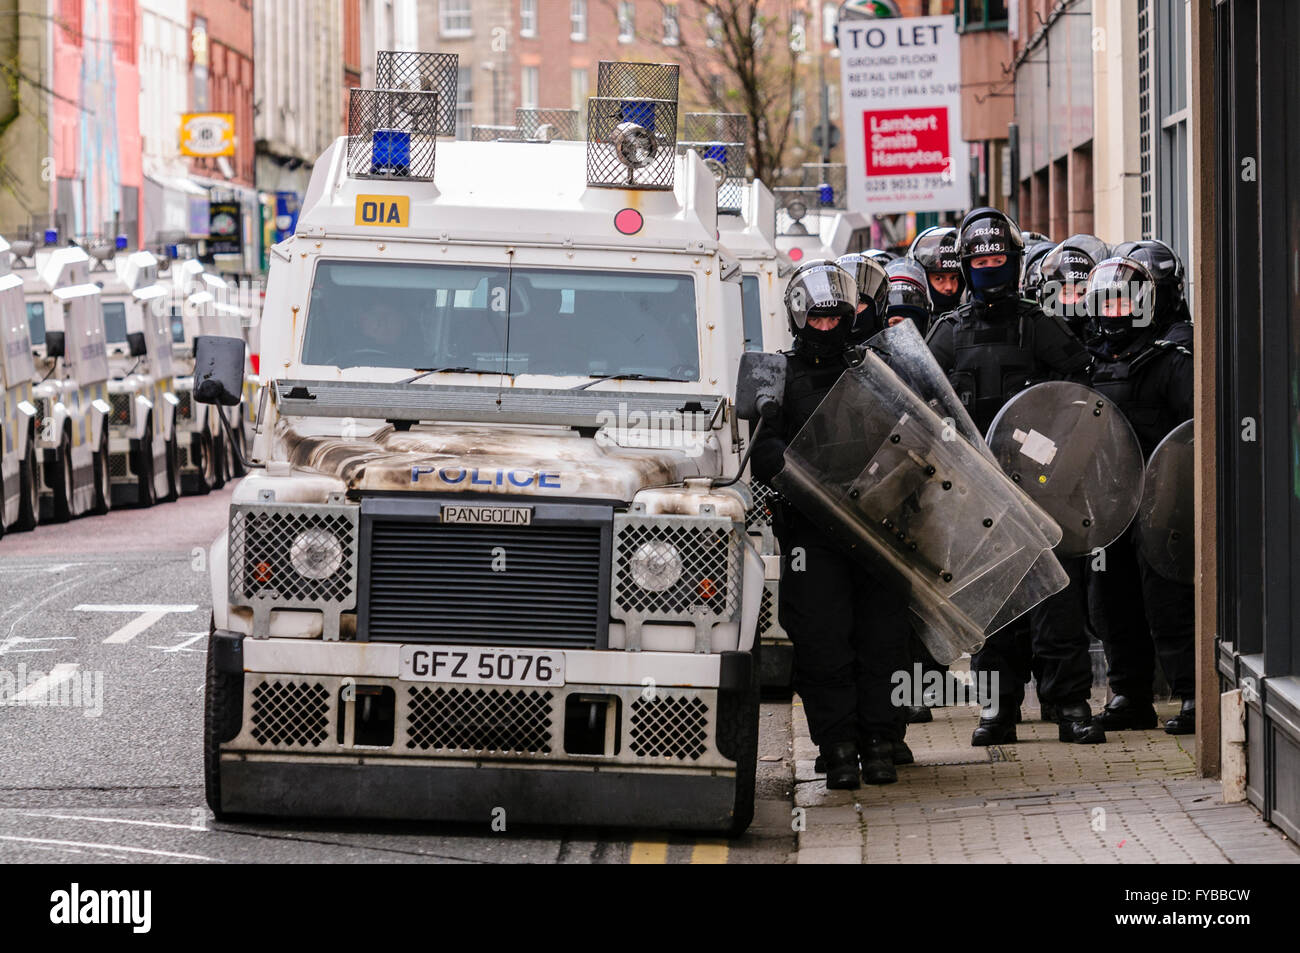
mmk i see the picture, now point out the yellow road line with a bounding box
[690,840,729,864]
[629,840,668,864]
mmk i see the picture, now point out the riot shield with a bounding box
[1136,419,1194,584]
[772,349,1066,664]
[987,382,1145,557]
[865,321,1068,632]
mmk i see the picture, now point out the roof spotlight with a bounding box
[613,121,657,170]
[703,157,727,188]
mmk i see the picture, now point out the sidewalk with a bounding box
[790,669,1300,864]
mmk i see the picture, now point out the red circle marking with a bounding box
[614,208,644,235]
[788,246,804,262]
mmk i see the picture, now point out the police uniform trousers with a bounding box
[1087,530,1195,700]
[776,518,911,746]
[970,556,1094,710]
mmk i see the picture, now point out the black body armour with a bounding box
[928,297,1088,433]
[1088,322,1193,456]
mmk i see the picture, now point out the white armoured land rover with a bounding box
[19,242,113,521]
[197,57,764,833]
[95,242,181,506]
[0,235,41,534]
[773,163,872,267]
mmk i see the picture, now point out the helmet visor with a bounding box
[785,264,857,329]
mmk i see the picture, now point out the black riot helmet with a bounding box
[957,206,1025,302]
[908,225,964,313]
[864,247,897,267]
[884,258,934,334]
[1021,240,1055,298]
[835,252,889,343]
[1038,236,1106,336]
[1083,256,1158,350]
[1114,238,1187,327]
[784,259,858,358]
[1021,230,1053,246]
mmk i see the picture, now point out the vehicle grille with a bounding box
[176,390,193,421]
[613,518,741,619]
[108,392,132,427]
[758,583,774,637]
[363,520,605,648]
[746,479,781,531]
[109,452,131,479]
[250,679,331,747]
[406,685,554,754]
[629,694,709,761]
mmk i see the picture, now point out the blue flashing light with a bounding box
[818,183,835,206]
[371,128,411,176]
[166,244,179,258]
[620,101,655,133]
[43,228,58,245]
[704,144,727,163]
[115,234,129,250]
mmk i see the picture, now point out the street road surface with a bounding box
[0,486,796,863]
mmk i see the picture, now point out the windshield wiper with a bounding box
[399,366,517,385]
[571,372,689,390]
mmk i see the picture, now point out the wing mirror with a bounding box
[193,334,245,406]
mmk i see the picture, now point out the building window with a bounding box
[440,0,472,37]
[792,85,806,141]
[1152,0,1189,265]
[456,67,473,140]
[571,68,589,110]
[663,4,679,46]
[520,0,537,37]
[705,9,722,47]
[822,2,837,44]
[618,1,635,42]
[790,9,807,53]
[521,66,539,109]
[956,0,1009,34]
[571,0,587,40]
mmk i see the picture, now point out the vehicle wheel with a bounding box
[50,429,74,523]
[231,410,248,478]
[15,432,39,531]
[718,649,760,837]
[135,416,157,508]
[212,418,228,490]
[164,425,181,502]
[92,429,112,515]
[204,619,242,820]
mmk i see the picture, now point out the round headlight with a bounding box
[613,121,657,169]
[289,528,344,580]
[787,199,808,222]
[703,157,727,188]
[630,540,682,592]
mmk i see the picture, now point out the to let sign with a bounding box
[838,16,968,214]
[180,113,235,157]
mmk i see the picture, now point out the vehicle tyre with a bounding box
[204,619,242,820]
[186,428,216,496]
[15,430,39,531]
[135,415,156,508]
[231,410,248,478]
[164,422,181,502]
[718,646,760,837]
[50,428,74,523]
[92,428,112,515]
[212,416,228,490]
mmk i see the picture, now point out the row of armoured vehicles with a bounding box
[0,232,255,537]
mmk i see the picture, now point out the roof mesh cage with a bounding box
[680,113,749,214]
[596,61,679,102]
[347,88,439,181]
[774,187,824,236]
[586,97,678,190]
[375,50,459,137]
[799,163,848,210]
[515,108,582,141]
[471,124,522,142]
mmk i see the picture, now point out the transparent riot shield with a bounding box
[865,321,1068,633]
[1136,419,1194,584]
[772,349,1066,664]
[987,382,1145,558]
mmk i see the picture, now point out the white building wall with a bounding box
[138,0,190,173]
[360,0,419,87]
[1091,0,1143,245]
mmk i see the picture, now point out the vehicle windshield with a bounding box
[741,274,763,351]
[103,301,128,343]
[25,302,44,345]
[170,307,185,343]
[300,260,701,380]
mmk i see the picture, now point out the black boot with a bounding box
[1165,698,1196,735]
[970,701,1019,746]
[1057,701,1106,744]
[905,705,933,723]
[821,741,861,789]
[1040,703,1058,722]
[1093,694,1158,731]
[892,739,914,765]
[860,736,897,784]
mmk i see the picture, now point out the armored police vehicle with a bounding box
[0,235,41,534]
[197,56,763,834]
[18,240,112,521]
[774,163,872,266]
[93,240,181,506]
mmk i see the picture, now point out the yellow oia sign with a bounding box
[354,194,410,227]
[180,113,235,157]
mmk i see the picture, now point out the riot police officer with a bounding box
[908,226,965,316]
[1085,252,1196,734]
[753,261,912,787]
[835,252,890,345]
[1020,240,1056,301]
[925,207,1103,746]
[883,257,934,334]
[1037,234,1110,343]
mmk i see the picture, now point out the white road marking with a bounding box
[0,834,217,862]
[73,604,198,645]
[0,568,117,652]
[44,564,81,574]
[9,663,79,703]
[20,812,207,832]
[147,631,208,654]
